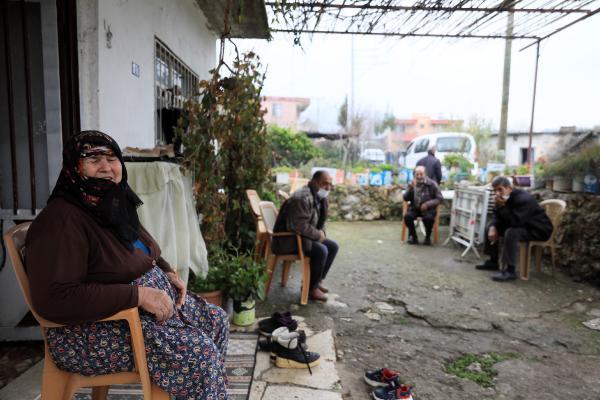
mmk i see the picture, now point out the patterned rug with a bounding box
[69,332,258,400]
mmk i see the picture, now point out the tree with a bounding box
[375,112,396,135]
[267,125,321,167]
[449,115,495,165]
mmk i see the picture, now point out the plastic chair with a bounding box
[277,189,290,201]
[519,199,567,280]
[4,222,168,400]
[400,201,441,244]
[246,189,269,261]
[259,201,311,306]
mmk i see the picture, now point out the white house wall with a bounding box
[485,133,574,166]
[79,0,217,148]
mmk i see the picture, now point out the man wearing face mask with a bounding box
[476,176,553,282]
[403,166,443,245]
[272,170,338,301]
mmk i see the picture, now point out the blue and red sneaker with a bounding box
[364,368,401,388]
[372,384,414,400]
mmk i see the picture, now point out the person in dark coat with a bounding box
[403,166,443,245]
[476,176,553,282]
[272,170,338,302]
[416,144,442,184]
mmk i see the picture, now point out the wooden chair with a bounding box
[246,189,269,261]
[400,201,441,244]
[259,201,311,306]
[519,199,567,280]
[4,222,168,400]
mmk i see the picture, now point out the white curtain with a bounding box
[126,162,208,284]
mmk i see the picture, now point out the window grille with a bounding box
[154,39,198,145]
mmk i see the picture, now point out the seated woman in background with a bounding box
[25,130,229,399]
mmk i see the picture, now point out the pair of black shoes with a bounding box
[475,260,516,282]
[407,236,432,246]
[258,327,320,374]
[258,312,320,374]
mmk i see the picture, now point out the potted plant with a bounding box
[187,249,228,307]
[223,252,268,326]
[542,159,570,192]
[187,268,225,307]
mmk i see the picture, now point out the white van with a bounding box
[399,132,477,177]
[360,148,386,164]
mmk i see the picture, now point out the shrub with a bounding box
[443,153,474,172]
[268,125,321,167]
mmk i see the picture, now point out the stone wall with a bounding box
[328,185,405,221]
[534,190,600,285]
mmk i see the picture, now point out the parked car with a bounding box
[398,132,477,179]
[360,148,386,164]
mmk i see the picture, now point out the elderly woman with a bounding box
[25,131,229,399]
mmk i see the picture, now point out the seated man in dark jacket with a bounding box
[476,176,553,282]
[416,144,442,184]
[403,166,443,245]
[272,171,338,302]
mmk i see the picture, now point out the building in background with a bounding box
[485,128,599,167]
[262,96,310,129]
[385,113,462,154]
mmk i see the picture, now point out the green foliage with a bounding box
[268,125,322,167]
[178,52,270,252]
[222,251,268,301]
[374,112,396,134]
[443,153,474,172]
[515,165,529,175]
[187,249,230,292]
[542,144,600,178]
[316,140,342,163]
[448,115,494,164]
[445,352,519,388]
[272,166,295,173]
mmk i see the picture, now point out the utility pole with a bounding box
[498,9,514,160]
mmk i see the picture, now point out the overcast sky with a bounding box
[231,15,600,133]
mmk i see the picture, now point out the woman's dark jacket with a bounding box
[25,198,174,325]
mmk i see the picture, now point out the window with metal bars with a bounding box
[154,39,198,146]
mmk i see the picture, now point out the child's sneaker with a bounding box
[372,384,413,400]
[364,368,401,388]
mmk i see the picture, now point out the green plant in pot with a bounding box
[224,252,268,326]
[187,264,227,308]
[186,248,230,307]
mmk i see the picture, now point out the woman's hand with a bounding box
[138,286,174,322]
[166,271,187,309]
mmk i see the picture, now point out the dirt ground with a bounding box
[258,221,600,400]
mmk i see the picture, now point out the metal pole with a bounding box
[3,0,19,214]
[527,40,541,173]
[498,10,514,158]
[21,0,37,214]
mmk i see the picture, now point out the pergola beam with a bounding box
[519,6,600,50]
[270,28,540,40]
[265,2,593,14]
